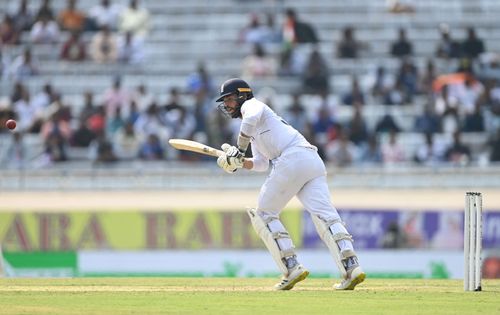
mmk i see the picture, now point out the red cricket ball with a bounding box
[6,119,16,130]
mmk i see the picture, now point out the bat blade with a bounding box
[168,139,223,158]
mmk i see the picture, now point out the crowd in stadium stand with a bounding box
[0,0,500,168]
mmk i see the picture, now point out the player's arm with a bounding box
[243,158,253,170]
[237,130,252,154]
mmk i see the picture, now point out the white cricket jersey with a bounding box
[240,98,314,170]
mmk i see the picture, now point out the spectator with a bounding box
[462,103,485,132]
[114,120,141,160]
[282,8,318,45]
[261,13,281,44]
[35,0,55,22]
[342,76,365,105]
[241,43,277,80]
[414,103,441,134]
[375,112,401,133]
[414,133,444,165]
[0,15,20,46]
[90,132,118,163]
[132,84,153,113]
[102,77,130,118]
[434,84,458,116]
[444,131,471,164]
[441,104,460,135]
[311,105,338,157]
[30,15,60,44]
[359,134,383,165]
[60,31,86,61]
[381,130,405,164]
[241,12,281,45]
[205,108,232,149]
[32,83,56,113]
[58,0,86,33]
[87,105,106,136]
[435,84,461,134]
[164,105,196,140]
[346,102,369,145]
[186,61,214,96]
[125,101,141,124]
[118,0,150,38]
[239,13,265,44]
[191,87,211,137]
[117,31,145,64]
[459,75,484,116]
[283,93,312,140]
[13,89,36,132]
[88,0,122,31]
[462,27,485,60]
[336,26,367,59]
[89,25,118,63]
[107,106,126,136]
[396,58,418,103]
[420,59,437,95]
[43,132,68,162]
[301,47,329,94]
[40,112,72,162]
[134,103,169,139]
[435,24,461,59]
[390,28,413,58]
[12,0,34,32]
[138,133,164,160]
[0,132,26,168]
[10,82,27,103]
[10,48,39,80]
[40,95,71,128]
[384,80,406,106]
[70,117,96,147]
[79,91,96,122]
[371,66,393,103]
[162,89,182,116]
[325,127,358,167]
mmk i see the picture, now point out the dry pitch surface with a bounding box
[0,278,498,315]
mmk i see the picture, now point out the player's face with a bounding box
[223,95,238,114]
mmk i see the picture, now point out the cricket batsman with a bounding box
[215,78,366,290]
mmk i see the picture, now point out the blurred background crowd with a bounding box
[0,0,499,169]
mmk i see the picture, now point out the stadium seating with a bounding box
[0,0,498,185]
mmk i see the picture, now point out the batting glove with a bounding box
[217,154,238,173]
[221,143,244,169]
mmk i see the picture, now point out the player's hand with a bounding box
[217,154,238,173]
[221,143,244,168]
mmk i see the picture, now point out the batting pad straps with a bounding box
[247,208,295,276]
[311,214,351,278]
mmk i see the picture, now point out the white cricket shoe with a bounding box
[334,266,366,290]
[274,264,309,290]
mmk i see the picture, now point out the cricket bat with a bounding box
[168,139,224,158]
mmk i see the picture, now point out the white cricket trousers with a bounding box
[257,146,341,222]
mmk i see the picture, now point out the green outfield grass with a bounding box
[0,278,499,315]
